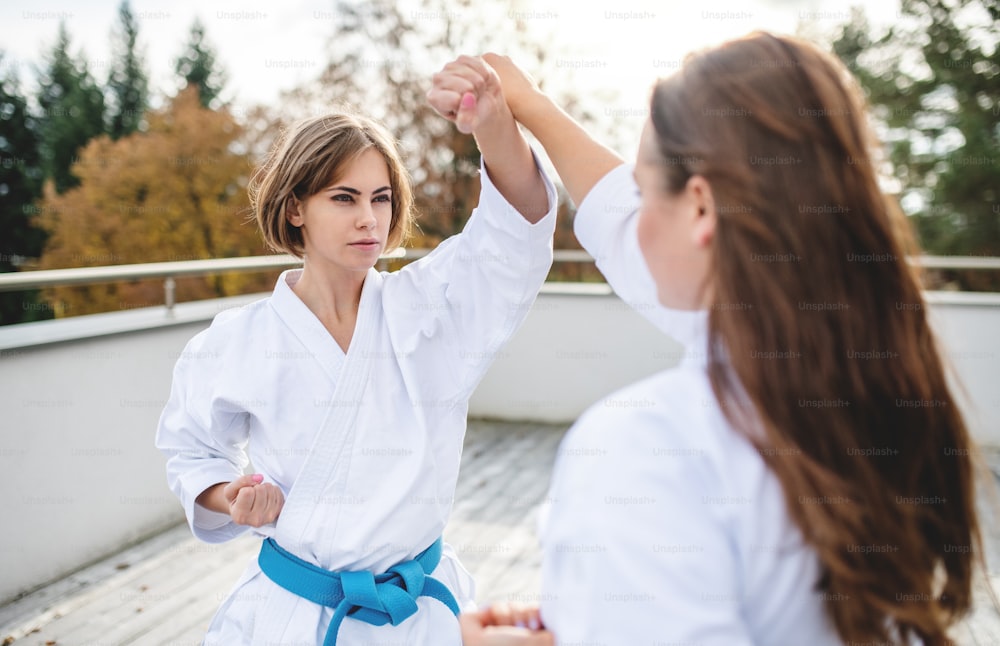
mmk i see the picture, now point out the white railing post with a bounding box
[164,276,176,313]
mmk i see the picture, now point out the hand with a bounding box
[459,603,553,646]
[481,53,542,122]
[223,473,284,527]
[427,55,512,135]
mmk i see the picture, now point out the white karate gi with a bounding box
[156,161,557,645]
[538,164,841,645]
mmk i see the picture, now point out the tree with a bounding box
[36,22,106,193]
[106,0,149,140]
[175,19,226,109]
[833,0,1000,290]
[36,87,272,316]
[0,53,51,325]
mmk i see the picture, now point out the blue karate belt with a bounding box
[257,536,460,646]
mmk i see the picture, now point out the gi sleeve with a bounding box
[573,163,706,349]
[155,329,251,543]
[383,149,557,402]
[539,403,754,645]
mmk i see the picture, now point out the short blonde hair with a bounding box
[250,113,414,258]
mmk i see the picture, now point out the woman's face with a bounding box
[634,119,715,311]
[287,148,393,278]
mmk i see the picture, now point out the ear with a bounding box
[687,175,716,248]
[285,196,303,227]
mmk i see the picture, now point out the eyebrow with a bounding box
[326,185,392,195]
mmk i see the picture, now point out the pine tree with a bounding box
[833,0,1000,290]
[36,22,106,193]
[175,19,226,109]
[0,53,51,324]
[107,0,149,139]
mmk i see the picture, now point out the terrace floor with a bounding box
[2,420,1000,645]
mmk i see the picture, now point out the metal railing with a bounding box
[0,249,598,310]
[0,251,995,311]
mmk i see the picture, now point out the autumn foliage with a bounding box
[37,87,275,316]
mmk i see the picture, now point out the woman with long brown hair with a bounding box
[462,32,984,645]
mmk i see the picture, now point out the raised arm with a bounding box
[427,55,548,223]
[482,53,624,207]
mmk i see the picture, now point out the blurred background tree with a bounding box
[36,87,271,316]
[106,0,149,140]
[0,53,50,324]
[833,0,1000,290]
[175,18,227,110]
[36,23,106,195]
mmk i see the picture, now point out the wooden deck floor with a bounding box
[2,421,1000,645]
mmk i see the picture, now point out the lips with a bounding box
[349,239,380,250]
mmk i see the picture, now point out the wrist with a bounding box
[196,482,231,515]
[473,109,526,162]
[509,88,551,130]
[472,100,517,141]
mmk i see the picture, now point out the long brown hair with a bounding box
[649,32,982,644]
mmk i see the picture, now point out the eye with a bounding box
[373,194,391,203]
[332,194,354,203]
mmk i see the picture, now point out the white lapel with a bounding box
[273,267,384,550]
[269,269,346,383]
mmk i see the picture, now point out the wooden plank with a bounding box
[446,425,564,606]
[0,523,191,630]
[0,527,206,642]
[8,536,257,645]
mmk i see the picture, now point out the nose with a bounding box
[357,202,377,229]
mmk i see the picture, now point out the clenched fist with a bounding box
[196,473,284,527]
[427,55,512,135]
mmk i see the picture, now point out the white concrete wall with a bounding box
[1,317,217,606]
[469,285,683,421]
[925,292,1000,446]
[0,288,998,605]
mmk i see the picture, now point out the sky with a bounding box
[1,0,904,157]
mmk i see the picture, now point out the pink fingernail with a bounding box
[461,93,476,109]
[252,474,263,483]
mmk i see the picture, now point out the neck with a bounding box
[292,260,367,322]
